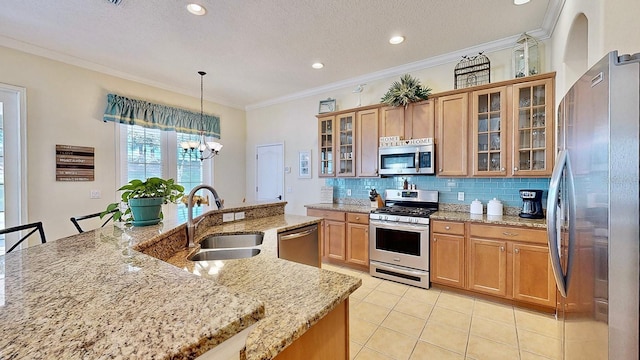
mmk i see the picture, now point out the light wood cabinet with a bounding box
[380,100,435,140]
[471,86,508,176]
[511,78,554,176]
[431,220,465,288]
[346,213,369,267]
[512,242,556,307]
[356,108,379,177]
[318,116,335,177]
[436,93,469,176]
[430,221,556,309]
[306,208,369,271]
[336,112,355,177]
[468,237,508,297]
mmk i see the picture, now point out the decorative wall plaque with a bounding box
[56,144,95,181]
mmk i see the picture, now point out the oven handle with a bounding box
[370,219,429,231]
[415,149,420,171]
[371,261,428,276]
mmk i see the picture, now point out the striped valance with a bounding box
[103,93,220,138]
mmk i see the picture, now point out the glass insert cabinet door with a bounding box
[319,115,334,176]
[513,79,553,175]
[337,112,355,177]
[473,87,507,175]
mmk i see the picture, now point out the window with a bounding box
[118,125,213,222]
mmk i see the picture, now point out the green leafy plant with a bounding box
[380,74,432,107]
[101,177,185,222]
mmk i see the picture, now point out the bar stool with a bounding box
[1,222,47,253]
[70,209,117,233]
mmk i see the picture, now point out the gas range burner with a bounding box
[371,206,435,218]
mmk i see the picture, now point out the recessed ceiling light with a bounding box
[312,62,324,69]
[389,36,405,45]
[187,3,207,15]
[514,0,530,4]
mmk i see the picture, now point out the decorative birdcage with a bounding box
[513,33,540,78]
[454,53,491,89]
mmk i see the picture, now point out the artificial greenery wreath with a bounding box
[380,74,432,107]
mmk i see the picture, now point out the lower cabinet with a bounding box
[431,221,465,288]
[307,208,369,271]
[430,220,556,309]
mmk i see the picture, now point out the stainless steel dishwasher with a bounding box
[277,223,320,268]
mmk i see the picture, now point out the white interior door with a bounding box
[256,143,284,202]
[0,84,27,254]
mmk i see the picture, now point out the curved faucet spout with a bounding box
[186,184,223,248]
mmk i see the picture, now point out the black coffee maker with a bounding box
[519,189,544,219]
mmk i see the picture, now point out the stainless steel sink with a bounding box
[198,233,264,249]
[188,248,261,261]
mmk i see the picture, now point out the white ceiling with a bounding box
[0,0,559,109]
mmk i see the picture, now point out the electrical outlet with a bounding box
[458,192,465,201]
[346,189,352,196]
[234,212,245,220]
[222,213,234,222]
[286,186,292,193]
[90,190,101,199]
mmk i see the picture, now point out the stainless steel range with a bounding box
[369,189,438,289]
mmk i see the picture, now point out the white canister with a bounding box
[470,199,483,214]
[487,198,503,216]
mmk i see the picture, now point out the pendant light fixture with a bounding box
[180,71,223,161]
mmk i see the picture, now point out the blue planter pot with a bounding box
[128,197,163,226]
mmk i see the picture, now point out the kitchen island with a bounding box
[0,202,361,359]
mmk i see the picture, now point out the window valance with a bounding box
[103,93,220,138]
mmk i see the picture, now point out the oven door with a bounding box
[369,219,430,270]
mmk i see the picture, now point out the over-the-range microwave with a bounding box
[378,140,435,176]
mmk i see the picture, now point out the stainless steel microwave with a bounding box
[378,142,435,175]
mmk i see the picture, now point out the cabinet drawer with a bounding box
[307,209,346,222]
[431,221,465,235]
[347,213,369,225]
[469,224,546,244]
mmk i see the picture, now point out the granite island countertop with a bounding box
[305,203,374,214]
[0,203,361,360]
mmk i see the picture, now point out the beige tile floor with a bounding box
[323,263,562,360]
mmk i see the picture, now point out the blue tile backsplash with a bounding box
[325,176,550,208]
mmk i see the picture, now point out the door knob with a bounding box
[277,195,282,200]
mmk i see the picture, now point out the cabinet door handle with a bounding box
[500,246,505,252]
[515,248,520,254]
[445,226,451,230]
[355,216,360,220]
[501,167,505,171]
[433,238,437,242]
[439,168,443,172]
[514,167,519,171]
[502,232,519,237]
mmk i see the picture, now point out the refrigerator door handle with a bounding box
[547,149,569,297]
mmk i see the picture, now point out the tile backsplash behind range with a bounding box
[325,177,550,209]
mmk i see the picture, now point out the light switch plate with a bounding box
[458,192,465,201]
[222,213,234,222]
[234,212,245,220]
[90,190,101,199]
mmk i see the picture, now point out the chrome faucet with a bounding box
[186,184,223,248]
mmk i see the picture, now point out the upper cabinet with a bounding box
[435,72,555,178]
[511,78,554,176]
[317,107,380,178]
[436,93,469,176]
[356,108,379,177]
[471,87,508,176]
[318,115,335,177]
[380,100,435,140]
[336,112,355,177]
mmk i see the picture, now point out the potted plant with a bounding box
[101,177,185,226]
[380,73,431,108]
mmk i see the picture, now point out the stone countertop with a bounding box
[161,214,361,360]
[0,205,361,360]
[431,211,547,229]
[305,203,374,214]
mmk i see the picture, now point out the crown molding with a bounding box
[0,35,244,110]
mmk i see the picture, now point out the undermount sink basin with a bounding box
[199,233,264,249]
[188,248,261,262]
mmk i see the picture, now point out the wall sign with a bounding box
[56,144,95,181]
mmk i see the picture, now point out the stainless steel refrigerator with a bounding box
[549,51,639,359]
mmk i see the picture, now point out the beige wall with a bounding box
[550,0,640,99]
[0,46,246,240]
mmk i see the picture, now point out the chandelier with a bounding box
[180,71,223,161]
